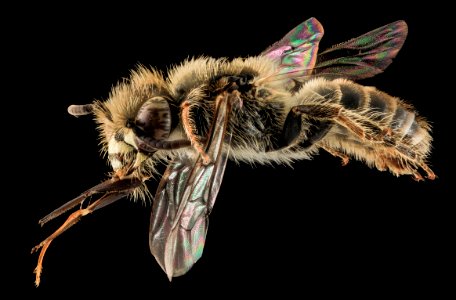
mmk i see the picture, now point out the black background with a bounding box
[9,3,452,298]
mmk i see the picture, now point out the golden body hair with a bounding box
[93,57,433,193]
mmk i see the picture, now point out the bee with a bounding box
[32,17,435,286]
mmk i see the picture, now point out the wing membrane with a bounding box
[315,20,408,80]
[149,93,233,280]
[262,17,324,76]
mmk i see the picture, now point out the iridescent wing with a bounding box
[315,20,408,80]
[261,17,324,77]
[261,18,407,82]
[149,93,234,280]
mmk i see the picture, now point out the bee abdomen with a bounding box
[302,78,434,179]
[339,83,367,110]
[331,79,429,147]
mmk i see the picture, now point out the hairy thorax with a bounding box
[166,57,308,164]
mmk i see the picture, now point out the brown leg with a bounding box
[295,104,374,142]
[271,104,370,152]
[321,145,350,166]
[419,163,436,180]
[181,92,239,165]
[32,208,91,287]
[181,101,211,164]
[337,114,366,139]
[32,176,142,287]
[32,192,128,287]
[395,145,436,180]
[38,177,142,226]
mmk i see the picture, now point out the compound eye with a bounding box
[135,97,171,140]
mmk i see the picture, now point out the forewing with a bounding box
[149,94,233,280]
[262,17,324,76]
[315,20,408,80]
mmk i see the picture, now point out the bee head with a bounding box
[68,66,173,180]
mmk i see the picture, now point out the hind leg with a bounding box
[268,104,368,152]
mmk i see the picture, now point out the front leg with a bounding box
[181,76,246,164]
[181,89,241,165]
[181,99,212,164]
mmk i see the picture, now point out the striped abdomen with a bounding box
[300,78,435,180]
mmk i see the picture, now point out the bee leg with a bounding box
[268,105,338,151]
[273,104,372,152]
[37,177,142,226]
[298,120,333,149]
[135,137,191,153]
[31,191,129,287]
[419,162,436,180]
[321,145,350,166]
[181,100,211,164]
[32,177,142,286]
[181,91,240,164]
[395,145,436,180]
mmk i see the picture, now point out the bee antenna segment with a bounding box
[68,104,94,116]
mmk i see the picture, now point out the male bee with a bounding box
[32,17,435,286]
